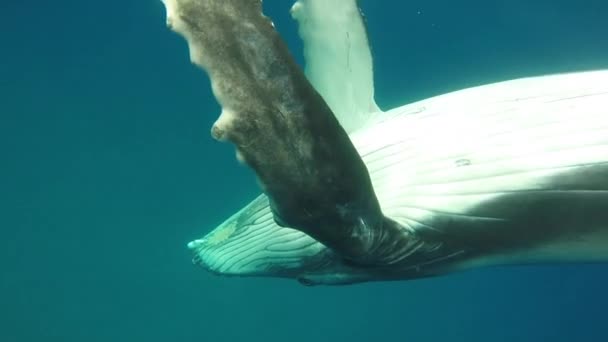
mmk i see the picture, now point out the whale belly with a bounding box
[501,228,608,264]
[351,70,608,268]
[456,222,608,271]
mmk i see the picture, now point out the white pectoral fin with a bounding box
[291,0,381,133]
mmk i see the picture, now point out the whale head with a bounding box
[188,195,376,286]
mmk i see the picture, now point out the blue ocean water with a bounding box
[1,0,608,341]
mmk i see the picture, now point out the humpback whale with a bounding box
[160,0,608,285]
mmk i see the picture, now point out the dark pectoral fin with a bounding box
[161,0,404,264]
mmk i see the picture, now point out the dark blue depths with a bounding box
[1,0,607,341]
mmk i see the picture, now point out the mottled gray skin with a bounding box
[164,0,408,265]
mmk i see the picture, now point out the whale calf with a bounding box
[161,0,608,285]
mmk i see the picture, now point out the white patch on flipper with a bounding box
[235,148,246,164]
[161,0,210,71]
[161,0,175,24]
[161,0,182,31]
[292,0,381,133]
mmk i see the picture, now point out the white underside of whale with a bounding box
[353,69,608,266]
[184,0,608,279]
[192,70,608,276]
